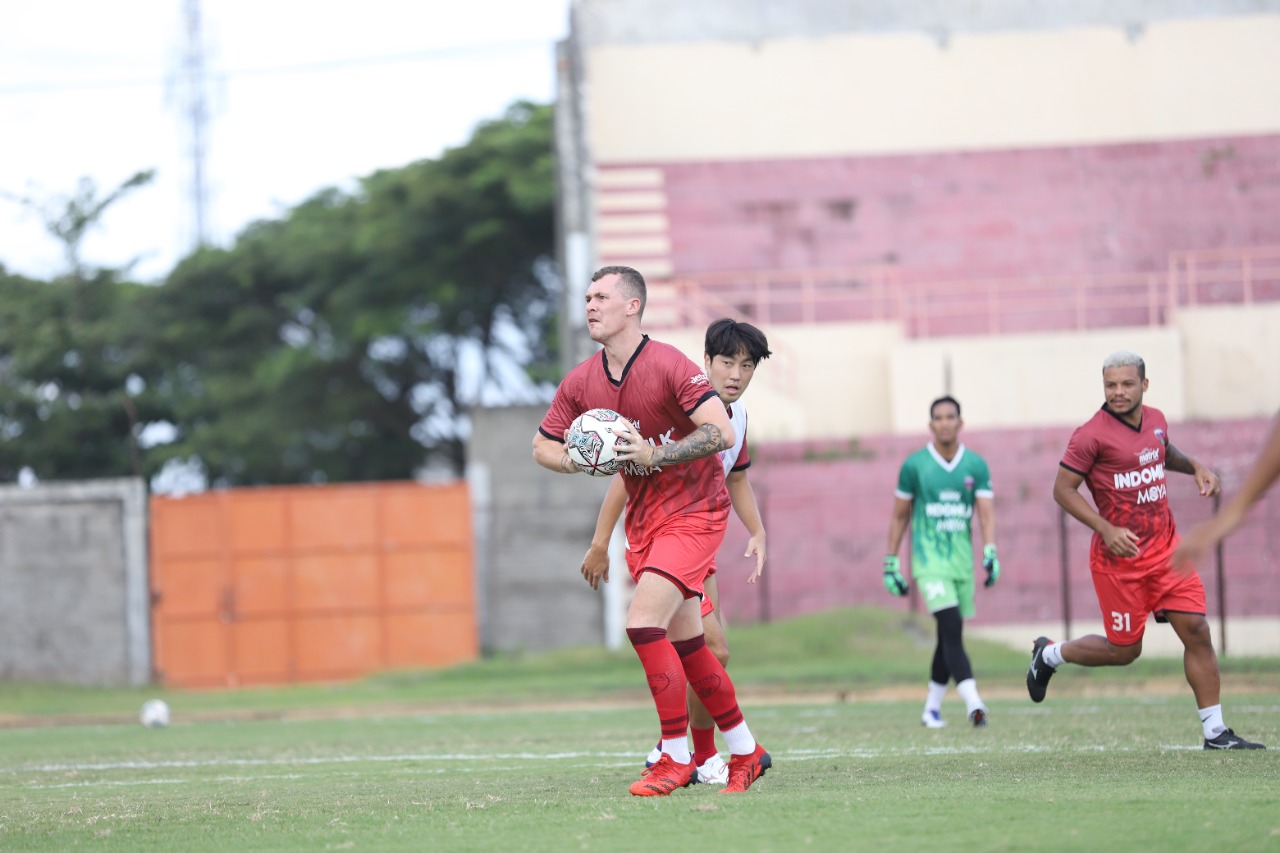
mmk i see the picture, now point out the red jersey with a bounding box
[1060,404,1178,571]
[540,336,730,548]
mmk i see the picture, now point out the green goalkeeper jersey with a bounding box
[895,443,993,579]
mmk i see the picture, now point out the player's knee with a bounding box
[1111,642,1142,665]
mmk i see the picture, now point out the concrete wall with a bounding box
[577,4,1280,161]
[468,404,615,653]
[0,478,149,686]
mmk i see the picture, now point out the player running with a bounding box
[582,318,771,785]
[884,396,998,728]
[1028,350,1264,750]
[533,267,771,794]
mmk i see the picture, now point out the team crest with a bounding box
[1154,428,1166,444]
[964,475,975,491]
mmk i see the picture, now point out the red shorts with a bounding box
[626,512,726,609]
[1089,547,1207,645]
[701,568,718,618]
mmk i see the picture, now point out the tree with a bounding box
[0,172,165,482]
[140,102,557,485]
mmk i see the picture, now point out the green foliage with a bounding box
[0,267,165,481]
[0,104,556,486]
[139,101,557,485]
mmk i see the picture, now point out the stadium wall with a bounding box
[566,3,1280,282]
[657,302,1280,442]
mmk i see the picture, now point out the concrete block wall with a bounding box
[0,478,149,686]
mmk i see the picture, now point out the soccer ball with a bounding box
[140,698,171,728]
[567,408,629,476]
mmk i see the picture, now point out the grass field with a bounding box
[2,608,1277,851]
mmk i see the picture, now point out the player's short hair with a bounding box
[591,265,647,314]
[930,395,961,419]
[1102,350,1145,380]
[705,318,772,364]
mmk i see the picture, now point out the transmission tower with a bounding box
[179,0,210,249]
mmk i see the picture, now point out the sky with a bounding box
[0,0,573,282]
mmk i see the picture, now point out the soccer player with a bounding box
[532,266,771,795]
[1173,410,1280,568]
[582,318,771,785]
[1028,350,1264,750]
[883,395,999,729]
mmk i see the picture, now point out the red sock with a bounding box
[672,635,744,732]
[690,725,717,766]
[627,627,689,739]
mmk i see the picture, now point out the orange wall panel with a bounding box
[150,496,225,558]
[226,496,288,553]
[155,558,225,617]
[293,614,381,678]
[149,481,478,688]
[289,489,379,550]
[385,611,478,668]
[231,557,291,617]
[292,554,380,611]
[231,619,292,683]
[153,619,228,685]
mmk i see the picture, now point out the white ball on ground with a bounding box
[140,698,171,728]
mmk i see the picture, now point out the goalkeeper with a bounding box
[883,396,999,728]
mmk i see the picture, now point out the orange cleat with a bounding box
[719,743,771,793]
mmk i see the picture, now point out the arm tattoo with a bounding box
[1164,442,1197,475]
[651,424,726,466]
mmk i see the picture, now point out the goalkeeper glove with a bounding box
[883,555,908,596]
[982,544,1000,588]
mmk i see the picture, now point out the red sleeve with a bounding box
[1060,423,1096,476]
[672,354,717,416]
[538,374,580,443]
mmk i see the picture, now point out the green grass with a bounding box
[2,607,1278,851]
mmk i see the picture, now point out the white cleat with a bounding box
[695,754,730,784]
[921,710,947,729]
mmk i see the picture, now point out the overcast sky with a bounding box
[0,0,571,281]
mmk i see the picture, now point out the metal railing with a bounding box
[648,245,1280,337]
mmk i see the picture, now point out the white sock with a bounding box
[662,736,691,764]
[925,680,948,714]
[956,678,983,713]
[1043,642,1065,668]
[1199,704,1226,739]
[721,721,757,756]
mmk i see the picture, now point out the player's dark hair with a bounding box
[930,395,961,419]
[591,265,647,313]
[705,318,772,364]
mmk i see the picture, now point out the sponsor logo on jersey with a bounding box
[1137,446,1160,465]
[689,372,709,386]
[621,425,675,476]
[1113,462,1165,490]
[926,499,972,532]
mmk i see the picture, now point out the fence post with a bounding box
[1058,506,1072,640]
[1213,491,1227,657]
